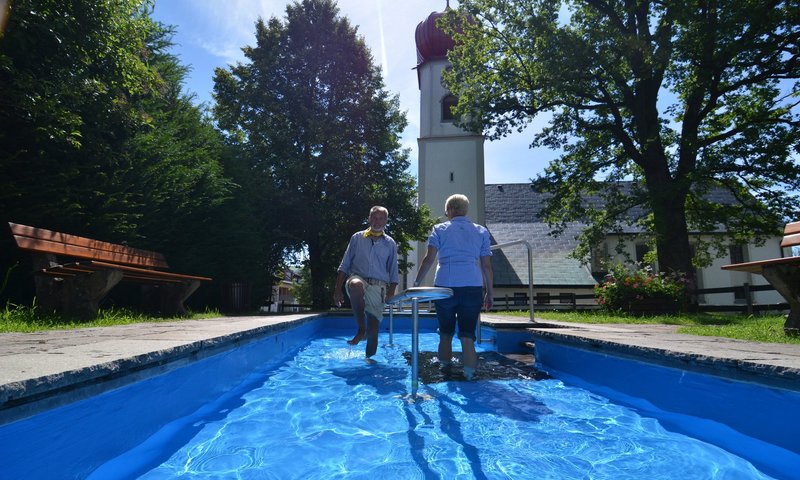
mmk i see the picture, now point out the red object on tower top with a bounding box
[415,10,455,65]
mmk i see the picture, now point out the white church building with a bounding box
[409,8,786,310]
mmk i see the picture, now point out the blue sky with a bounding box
[151,0,555,184]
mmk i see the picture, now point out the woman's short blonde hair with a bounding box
[445,194,469,217]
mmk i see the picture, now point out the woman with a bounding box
[413,194,493,380]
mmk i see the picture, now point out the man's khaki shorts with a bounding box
[345,274,385,321]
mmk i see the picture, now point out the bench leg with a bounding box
[35,270,123,319]
[761,265,800,335]
[141,281,201,316]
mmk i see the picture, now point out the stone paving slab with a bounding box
[0,315,317,385]
[0,314,319,423]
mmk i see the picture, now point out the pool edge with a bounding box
[0,314,324,424]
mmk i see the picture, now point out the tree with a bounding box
[213,0,431,309]
[441,0,800,289]
[0,0,162,236]
[0,0,270,311]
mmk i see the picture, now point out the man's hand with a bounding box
[384,285,397,303]
[333,290,344,307]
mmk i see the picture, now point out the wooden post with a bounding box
[744,282,753,316]
[761,266,800,334]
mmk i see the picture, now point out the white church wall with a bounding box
[418,59,469,138]
[417,137,485,223]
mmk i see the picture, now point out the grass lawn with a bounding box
[2,304,798,345]
[496,310,800,345]
[0,304,221,333]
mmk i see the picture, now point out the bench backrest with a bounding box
[781,221,800,249]
[8,222,169,269]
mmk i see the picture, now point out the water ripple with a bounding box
[131,334,775,479]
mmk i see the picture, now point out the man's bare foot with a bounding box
[347,330,365,345]
[365,358,377,365]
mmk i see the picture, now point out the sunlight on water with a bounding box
[109,334,774,480]
[322,346,363,361]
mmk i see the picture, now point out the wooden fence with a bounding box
[489,283,788,314]
[272,283,788,315]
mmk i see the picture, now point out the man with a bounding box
[334,206,399,360]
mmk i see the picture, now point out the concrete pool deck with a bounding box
[1,313,799,423]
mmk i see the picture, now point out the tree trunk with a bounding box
[647,180,697,305]
[307,236,328,310]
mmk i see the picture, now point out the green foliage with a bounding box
[0,0,163,234]
[441,0,800,280]
[594,263,688,313]
[0,0,281,310]
[213,0,432,309]
[289,264,314,306]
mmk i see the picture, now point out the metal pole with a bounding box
[527,241,534,321]
[411,297,420,398]
[385,287,452,400]
[490,240,536,323]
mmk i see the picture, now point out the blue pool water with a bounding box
[96,337,768,478]
[0,319,795,479]
[532,338,800,480]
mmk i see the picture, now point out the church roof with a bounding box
[488,222,597,287]
[483,182,743,288]
[415,10,455,64]
[486,183,597,287]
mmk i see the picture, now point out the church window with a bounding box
[729,244,747,301]
[590,243,608,276]
[635,243,649,264]
[513,292,527,306]
[535,292,550,305]
[441,94,459,122]
[729,244,746,264]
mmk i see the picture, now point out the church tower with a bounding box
[412,5,486,285]
[415,8,485,225]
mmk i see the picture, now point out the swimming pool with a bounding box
[0,316,796,479]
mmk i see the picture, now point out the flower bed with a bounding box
[595,264,687,315]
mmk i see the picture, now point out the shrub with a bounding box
[595,263,688,313]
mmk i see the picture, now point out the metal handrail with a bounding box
[386,287,453,399]
[489,239,535,323]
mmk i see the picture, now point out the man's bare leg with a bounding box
[365,314,379,358]
[347,279,367,345]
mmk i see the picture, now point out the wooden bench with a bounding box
[721,221,800,334]
[8,222,212,318]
